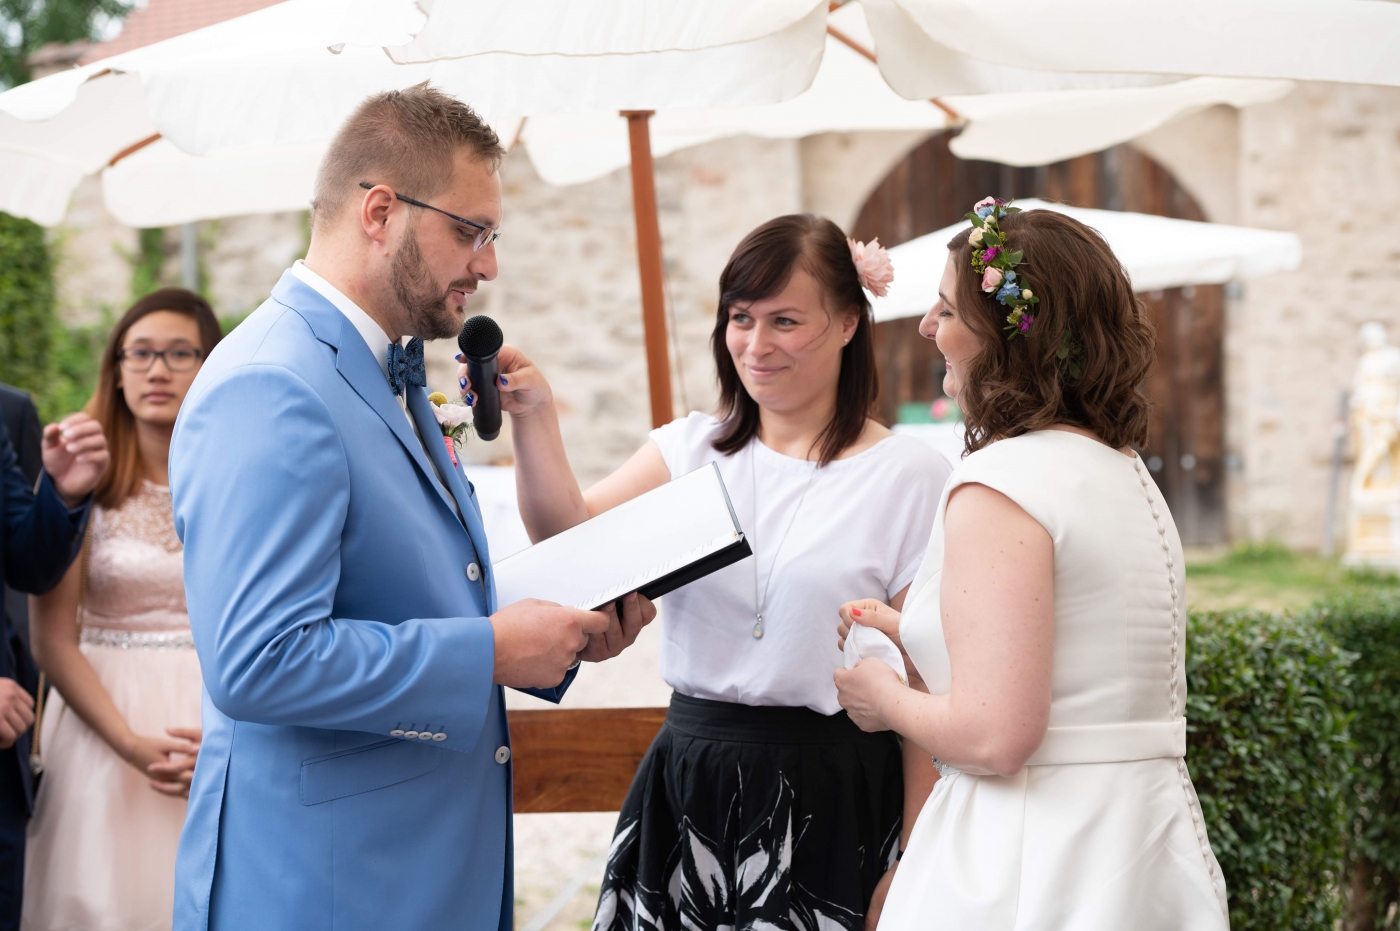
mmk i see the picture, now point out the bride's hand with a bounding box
[837,599,927,692]
[456,344,552,418]
[834,659,902,732]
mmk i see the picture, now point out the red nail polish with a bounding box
[852,608,862,617]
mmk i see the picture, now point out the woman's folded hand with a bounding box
[144,727,202,799]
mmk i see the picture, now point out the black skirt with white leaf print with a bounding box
[593,693,904,931]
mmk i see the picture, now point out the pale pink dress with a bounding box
[22,481,203,931]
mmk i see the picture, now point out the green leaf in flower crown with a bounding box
[1006,250,1024,264]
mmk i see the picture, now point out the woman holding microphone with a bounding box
[467,215,951,930]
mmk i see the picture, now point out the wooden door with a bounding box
[851,133,1225,544]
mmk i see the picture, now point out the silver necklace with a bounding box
[749,441,819,640]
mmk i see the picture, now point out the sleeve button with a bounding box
[390,729,405,738]
[432,732,447,742]
[404,731,419,739]
[494,746,511,765]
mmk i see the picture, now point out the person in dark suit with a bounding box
[1,384,44,653]
[0,391,108,931]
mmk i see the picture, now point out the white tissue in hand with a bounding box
[843,622,908,685]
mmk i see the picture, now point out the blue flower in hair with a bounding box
[996,278,1022,305]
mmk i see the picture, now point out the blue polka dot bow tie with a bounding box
[386,338,425,398]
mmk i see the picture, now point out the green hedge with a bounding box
[0,212,56,401]
[1308,592,1400,929]
[1187,609,1355,931]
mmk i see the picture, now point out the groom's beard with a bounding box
[391,228,473,341]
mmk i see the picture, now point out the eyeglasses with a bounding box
[359,182,500,252]
[118,346,204,372]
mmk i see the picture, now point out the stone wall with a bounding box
[49,90,1400,547]
[52,181,306,327]
[1232,82,1400,549]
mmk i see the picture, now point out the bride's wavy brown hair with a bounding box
[948,209,1155,455]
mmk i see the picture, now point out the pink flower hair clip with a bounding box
[848,237,894,298]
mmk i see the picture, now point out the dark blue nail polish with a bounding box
[465,393,474,407]
[456,354,464,362]
[459,377,467,389]
[499,376,508,386]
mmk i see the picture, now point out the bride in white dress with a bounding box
[834,202,1229,930]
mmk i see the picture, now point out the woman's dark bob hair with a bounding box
[947,208,1155,455]
[710,214,878,465]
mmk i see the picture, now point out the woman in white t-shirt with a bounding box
[468,215,951,931]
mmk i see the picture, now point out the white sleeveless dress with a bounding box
[880,431,1229,931]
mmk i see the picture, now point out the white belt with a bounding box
[1025,718,1186,767]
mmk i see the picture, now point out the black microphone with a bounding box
[458,315,504,442]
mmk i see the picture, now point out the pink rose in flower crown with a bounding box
[982,267,1004,292]
[847,238,895,298]
[973,196,999,216]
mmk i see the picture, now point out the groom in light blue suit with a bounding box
[169,86,653,931]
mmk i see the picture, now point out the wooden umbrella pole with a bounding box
[621,110,674,429]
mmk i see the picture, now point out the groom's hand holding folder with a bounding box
[489,591,655,688]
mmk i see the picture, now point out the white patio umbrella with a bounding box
[0,0,830,427]
[0,0,1380,426]
[517,6,1292,187]
[870,199,1304,323]
[863,0,1400,99]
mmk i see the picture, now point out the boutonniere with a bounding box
[427,392,473,466]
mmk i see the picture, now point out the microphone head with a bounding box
[458,315,503,360]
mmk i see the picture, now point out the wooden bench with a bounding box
[507,707,667,812]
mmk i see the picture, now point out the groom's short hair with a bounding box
[311,83,506,230]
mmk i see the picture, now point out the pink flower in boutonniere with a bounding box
[429,395,473,466]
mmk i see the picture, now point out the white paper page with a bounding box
[493,464,744,610]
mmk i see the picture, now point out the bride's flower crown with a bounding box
[967,196,1082,378]
[966,197,1039,339]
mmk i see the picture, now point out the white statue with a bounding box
[1344,322,1400,567]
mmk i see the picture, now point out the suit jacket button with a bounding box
[404,731,419,739]
[432,732,447,741]
[466,563,481,582]
[417,731,433,740]
[494,746,511,765]
[390,729,405,738]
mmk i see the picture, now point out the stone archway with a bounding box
[852,132,1225,544]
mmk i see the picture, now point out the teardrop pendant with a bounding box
[753,614,764,639]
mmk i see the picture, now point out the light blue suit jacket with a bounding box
[169,272,573,930]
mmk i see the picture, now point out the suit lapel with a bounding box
[275,273,467,533]
[405,388,496,606]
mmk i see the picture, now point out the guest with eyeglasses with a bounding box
[24,289,222,931]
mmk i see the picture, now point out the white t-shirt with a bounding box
[651,412,952,715]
